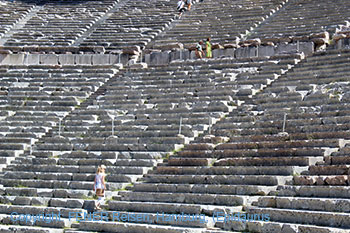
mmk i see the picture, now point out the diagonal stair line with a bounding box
[145,0,202,49]
[72,0,130,46]
[0,5,44,46]
[239,0,294,41]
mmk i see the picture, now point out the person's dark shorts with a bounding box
[178,8,186,13]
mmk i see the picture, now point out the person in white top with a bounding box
[177,0,186,17]
[93,165,106,210]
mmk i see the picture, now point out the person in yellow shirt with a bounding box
[206,37,212,58]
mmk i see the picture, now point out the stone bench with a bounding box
[78,220,206,233]
[276,185,350,198]
[255,196,350,213]
[131,183,276,196]
[142,174,288,186]
[118,191,244,207]
[245,206,350,228]
[216,217,349,233]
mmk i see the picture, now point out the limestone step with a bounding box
[292,175,350,186]
[1,178,126,191]
[213,156,323,167]
[0,187,118,199]
[0,222,64,233]
[142,174,293,186]
[177,147,325,158]
[118,191,255,206]
[4,165,148,175]
[79,209,210,228]
[255,196,350,213]
[215,139,341,150]
[203,229,241,233]
[154,165,301,176]
[328,156,350,165]
[78,221,205,233]
[245,206,350,228]
[130,183,277,196]
[0,205,76,228]
[215,218,350,233]
[3,171,138,183]
[276,185,350,198]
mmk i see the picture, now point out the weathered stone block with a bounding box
[76,55,92,65]
[144,53,151,64]
[190,51,197,59]
[293,176,315,185]
[257,45,275,57]
[221,48,235,57]
[50,198,66,207]
[24,54,40,65]
[169,50,181,61]
[40,54,58,65]
[13,196,31,205]
[109,54,120,64]
[159,51,170,64]
[92,54,110,65]
[168,158,208,166]
[275,43,297,54]
[298,42,314,55]
[149,51,160,65]
[31,197,49,206]
[0,54,5,63]
[58,54,75,65]
[67,199,84,208]
[1,54,25,65]
[213,49,225,58]
[181,50,190,60]
[235,47,256,58]
[325,175,347,185]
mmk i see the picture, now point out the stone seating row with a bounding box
[0,45,105,54]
